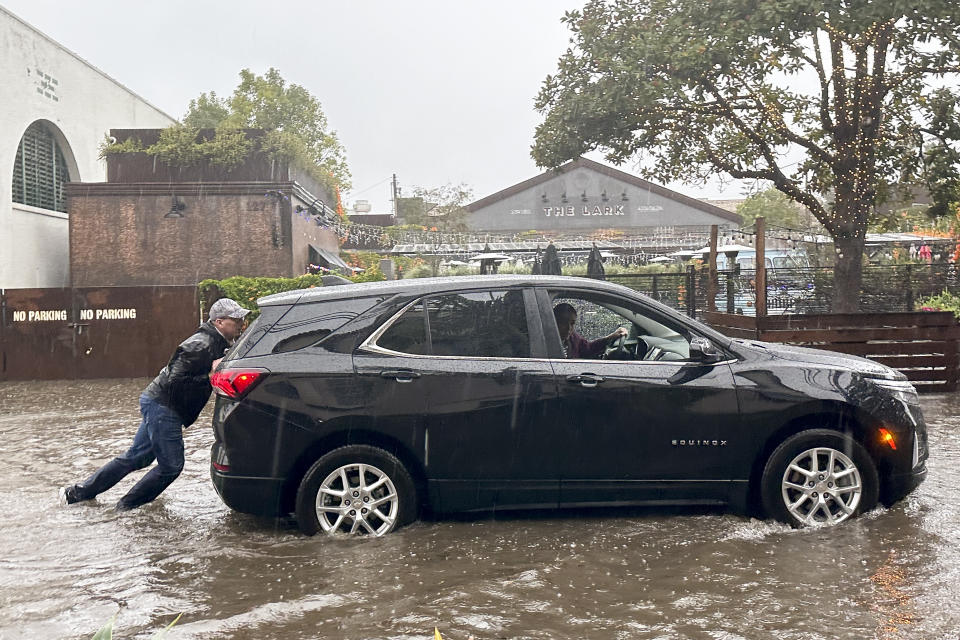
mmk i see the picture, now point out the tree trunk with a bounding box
[832,233,865,313]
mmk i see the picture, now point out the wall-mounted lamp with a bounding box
[601,190,609,202]
[541,193,548,203]
[165,196,186,218]
[561,192,568,204]
[621,191,629,202]
[581,191,588,202]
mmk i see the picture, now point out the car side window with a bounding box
[554,298,621,340]
[377,302,430,355]
[428,290,530,358]
[375,289,530,358]
[548,291,691,361]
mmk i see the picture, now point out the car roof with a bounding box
[258,275,629,307]
[257,275,733,348]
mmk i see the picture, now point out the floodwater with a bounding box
[1,379,958,640]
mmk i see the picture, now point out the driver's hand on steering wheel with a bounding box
[606,327,629,343]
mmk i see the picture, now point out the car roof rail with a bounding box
[321,275,353,286]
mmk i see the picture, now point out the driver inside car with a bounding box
[553,303,628,359]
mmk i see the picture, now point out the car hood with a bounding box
[731,339,904,380]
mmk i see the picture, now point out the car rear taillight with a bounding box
[211,368,269,399]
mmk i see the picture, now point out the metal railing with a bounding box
[605,263,960,318]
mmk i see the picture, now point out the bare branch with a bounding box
[812,31,835,134]
[828,29,850,131]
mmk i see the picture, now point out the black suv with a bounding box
[210,276,928,536]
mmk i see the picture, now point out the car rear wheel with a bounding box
[295,445,418,536]
[760,429,879,527]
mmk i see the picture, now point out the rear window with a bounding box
[223,304,291,362]
[264,297,381,354]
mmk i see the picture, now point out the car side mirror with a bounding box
[689,336,722,363]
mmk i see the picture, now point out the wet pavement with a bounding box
[1,378,958,640]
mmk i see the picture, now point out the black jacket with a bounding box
[143,322,229,426]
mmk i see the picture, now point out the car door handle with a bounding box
[380,369,421,383]
[566,373,604,388]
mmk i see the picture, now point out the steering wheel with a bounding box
[605,329,644,361]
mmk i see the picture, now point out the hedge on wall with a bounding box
[198,275,327,320]
[199,270,388,320]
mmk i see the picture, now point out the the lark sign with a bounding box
[465,157,741,233]
[540,204,627,217]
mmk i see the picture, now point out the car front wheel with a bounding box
[295,445,418,536]
[760,429,879,527]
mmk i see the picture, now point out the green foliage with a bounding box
[869,204,957,234]
[918,289,960,318]
[737,187,812,230]
[183,91,230,128]
[149,124,205,166]
[347,263,387,283]
[198,125,254,169]
[398,184,473,231]
[198,275,328,319]
[100,123,253,171]
[396,197,428,226]
[106,69,350,191]
[186,68,351,191]
[98,135,145,159]
[533,0,960,311]
[402,263,437,279]
[341,250,385,271]
[347,269,386,283]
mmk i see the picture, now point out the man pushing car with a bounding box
[60,298,250,511]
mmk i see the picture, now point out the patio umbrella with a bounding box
[694,243,754,256]
[468,253,512,261]
[477,243,500,275]
[541,243,563,275]
[587,243,605,278]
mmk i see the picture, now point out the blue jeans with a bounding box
[75,394,185,509]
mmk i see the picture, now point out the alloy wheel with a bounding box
[781,446,863,525]
[315,463,400,536]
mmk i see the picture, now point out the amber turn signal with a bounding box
[878,428,897,450]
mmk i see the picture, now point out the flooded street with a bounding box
[1,379,958,640]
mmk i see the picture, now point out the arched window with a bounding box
[11,121,71,213]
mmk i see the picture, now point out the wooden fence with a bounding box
[704,311,960,393]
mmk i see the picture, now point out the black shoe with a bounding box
[59,485,83,505]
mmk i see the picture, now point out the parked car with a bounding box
[209,276,928,536]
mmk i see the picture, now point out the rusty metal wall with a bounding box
[1,286,200,381]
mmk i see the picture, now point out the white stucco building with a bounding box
[0,6,174,288]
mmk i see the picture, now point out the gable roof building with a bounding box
[466,157,741,234]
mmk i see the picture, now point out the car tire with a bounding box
[760,429,879,527]
[295,445,418,536]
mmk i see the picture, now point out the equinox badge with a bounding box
[672,439,728,447]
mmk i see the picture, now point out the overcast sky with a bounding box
[5,0,745,213]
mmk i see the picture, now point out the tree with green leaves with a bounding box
[185,69,351,189]
[398,183,473,231]
[533,0,960,312]
[736,187,815,230]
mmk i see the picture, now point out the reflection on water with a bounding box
[1,379,958,639]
